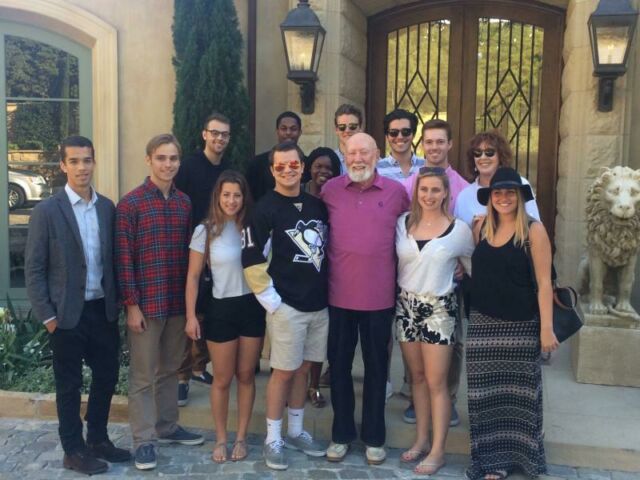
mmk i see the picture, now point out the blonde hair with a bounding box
[482,189,529,247]
[406,170,452,233]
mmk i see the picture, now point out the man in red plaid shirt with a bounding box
[115,133,204,471]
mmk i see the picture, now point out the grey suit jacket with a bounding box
[25,189,119,329]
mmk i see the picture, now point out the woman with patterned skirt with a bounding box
[395,166,474,475]
[466,167,558,480]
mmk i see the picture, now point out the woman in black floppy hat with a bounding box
[465,167,558,480]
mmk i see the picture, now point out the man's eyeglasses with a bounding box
[386,128,413,138]
[472,148,496,158]
[205,129,230,140]
[273,160,302,172]
[336,123,360,132]
[418,166,446,175]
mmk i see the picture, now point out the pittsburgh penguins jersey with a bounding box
[241,190,328,313]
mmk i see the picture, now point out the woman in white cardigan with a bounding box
[395,166,474,475]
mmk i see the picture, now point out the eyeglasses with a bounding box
[386,128,413,138]
[418,166,446,175]
[472,148,496,158]
[336,123,360,132]
[205,129,230,140]
[273,160,302,172]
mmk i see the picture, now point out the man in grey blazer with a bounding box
[25,136,130,475]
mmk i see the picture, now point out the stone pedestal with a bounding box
[571,308,640,387]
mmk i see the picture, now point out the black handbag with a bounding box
[524,240,583,343]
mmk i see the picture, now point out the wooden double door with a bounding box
[367,0,564,237]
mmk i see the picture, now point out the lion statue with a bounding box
[578,166,640,319]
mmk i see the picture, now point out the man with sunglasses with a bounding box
[333,103,363,173]
[378,109,425,181]
[242,142,329,470]
[247,111,304,202]
[174,112,232,407]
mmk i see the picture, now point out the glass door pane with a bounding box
[386,19,451,157]
[3,33,82,289]
[475,18,544,190]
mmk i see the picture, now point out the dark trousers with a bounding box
[50,299,120,454]
[327,306,393,447]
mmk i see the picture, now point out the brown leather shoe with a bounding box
[87,439,131,463]
[63,450,109,475]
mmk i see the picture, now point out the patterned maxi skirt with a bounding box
[465,310,546,480]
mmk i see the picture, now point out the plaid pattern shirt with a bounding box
[115,177,191,319]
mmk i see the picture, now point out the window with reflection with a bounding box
[1,26,90,294]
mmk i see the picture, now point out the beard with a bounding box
[347,165,375,183]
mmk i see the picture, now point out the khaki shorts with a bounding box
[266,302,328,371]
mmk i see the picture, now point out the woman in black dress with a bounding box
[466,167,558,480]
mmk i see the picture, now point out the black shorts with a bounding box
[203,293,266,343]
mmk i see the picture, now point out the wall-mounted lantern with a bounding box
[588,0,638,112]
[280,0,326,114]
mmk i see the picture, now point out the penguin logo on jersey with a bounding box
[285,220,327,272]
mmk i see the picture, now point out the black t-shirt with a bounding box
[175,150,229,226]
[241,190,328,312]
[246,151,272,202]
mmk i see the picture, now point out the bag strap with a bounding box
[202,223,211,270]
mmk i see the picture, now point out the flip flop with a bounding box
[211,442,228,464]
[231,439,248,462]
[414,456,445,475]
[400,444,431,462]
[483,470,508,480]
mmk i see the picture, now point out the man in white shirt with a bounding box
[377,109,424,181]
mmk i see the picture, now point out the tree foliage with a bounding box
[172,0,251,171]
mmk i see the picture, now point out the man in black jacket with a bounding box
[174,112,232,405]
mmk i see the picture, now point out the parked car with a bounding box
[8,168,51,210]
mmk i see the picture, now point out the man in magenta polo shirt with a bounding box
[403,119,468,214]
[320,133,409,465]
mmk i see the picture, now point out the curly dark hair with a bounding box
[465,130,513,178]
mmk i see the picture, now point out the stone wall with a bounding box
[555,0,638,287]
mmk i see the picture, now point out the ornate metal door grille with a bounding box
[386,21,450,154]
[476,18,544,189]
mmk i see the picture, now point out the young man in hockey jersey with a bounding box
[241,142,329,470]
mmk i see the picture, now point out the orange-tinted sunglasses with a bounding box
[273,160,301,172]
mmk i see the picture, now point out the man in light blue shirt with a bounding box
[377,109,424,182]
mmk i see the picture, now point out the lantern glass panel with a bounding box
[284,30,315,71]
[595,25,629,64]
[312,30,325,73]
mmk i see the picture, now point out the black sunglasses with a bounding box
[386,128,413,138]
[472,148,496,158]
[337,123,360,132]
[418,166,446,175]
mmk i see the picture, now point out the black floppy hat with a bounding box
[477,167,534,206]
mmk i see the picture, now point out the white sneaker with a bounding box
[385,380,393,402]
[366,445,386,465]
[326,442,349,462]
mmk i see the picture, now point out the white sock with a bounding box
[265,417,282,445]
[287,407,305,438]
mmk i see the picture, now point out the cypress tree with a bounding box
[172,0,251,171]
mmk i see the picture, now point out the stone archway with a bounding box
[0,0,119,199]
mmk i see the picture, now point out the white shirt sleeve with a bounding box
[189,224,206,253]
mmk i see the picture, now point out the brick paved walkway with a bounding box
[0,419,637,479]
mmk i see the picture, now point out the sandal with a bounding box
[400,444,430,462]
[307,387,326,408]
[231,439,248,461]
[483,471,508,480]
[212,442,228,464]
[414,456,445,475]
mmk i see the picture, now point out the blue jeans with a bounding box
[327,306,393,447]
